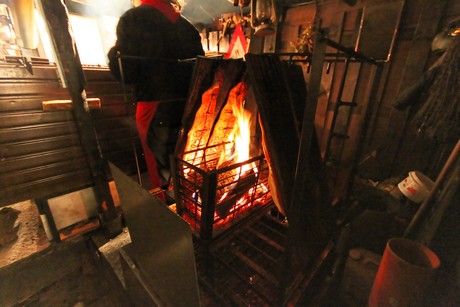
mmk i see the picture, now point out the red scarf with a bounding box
[141,0,180,23]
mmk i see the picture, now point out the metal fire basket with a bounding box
[172,142,272,241]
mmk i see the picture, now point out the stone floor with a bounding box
[0,198,130,306]
[1,175,459,306]
[18,243,129,307]
[0,201,50,269]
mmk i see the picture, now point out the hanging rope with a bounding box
[412,39,460,142]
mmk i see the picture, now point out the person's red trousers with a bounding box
[136,101,163,190]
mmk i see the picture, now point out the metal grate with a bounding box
[194,210,289,306]
[172,142,272,241]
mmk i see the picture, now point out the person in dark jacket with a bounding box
[108,0,204,198]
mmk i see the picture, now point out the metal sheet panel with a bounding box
[109,162,200,307]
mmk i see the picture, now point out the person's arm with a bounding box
[107,13,141,84]
[190,27,205,57]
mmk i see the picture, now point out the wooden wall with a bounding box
[1,0,458,206]
[277,0,459,197]
[0,61,142,207]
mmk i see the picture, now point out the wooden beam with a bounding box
[37,0,116,221]
[42,98,101,111]
[290,36,327,208]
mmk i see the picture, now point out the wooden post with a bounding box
[37,0,116,221]
[288,35,330,237]
[35,198,60,242]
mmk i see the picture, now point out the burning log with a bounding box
[176,58,245,156]
[172,57,271,240]
[208,80,249,168]
[182,76,261,218]
[216,169,258,219]
[182,69,224,169]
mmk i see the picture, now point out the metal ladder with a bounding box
[323,57,358,176]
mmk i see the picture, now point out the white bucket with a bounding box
[397,171,434,204]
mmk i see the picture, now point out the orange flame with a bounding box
[217,102,252,168]
[180,80,270,229]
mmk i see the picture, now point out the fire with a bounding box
[178,78,271,234]
[216,101,256,203]
[182,80,221,170]
[217,100,253,168]
[184,80,257,189]
[183,79,250,171]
